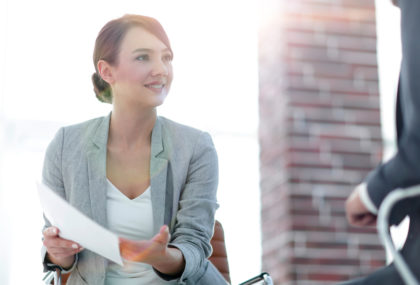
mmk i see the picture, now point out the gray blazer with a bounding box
[41,113,227,284]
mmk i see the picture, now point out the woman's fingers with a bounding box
[153,225,170,244]
[43,226,59,237]
[43,226,83,258]
[47,247,80,259]
[43,236,81,251]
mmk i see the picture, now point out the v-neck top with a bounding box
[106,179,153,240]
[105,180,172,284]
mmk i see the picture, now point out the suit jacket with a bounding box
[41,113,226,284]
[365,0,420,225]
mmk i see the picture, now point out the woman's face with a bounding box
[110,26,173,108]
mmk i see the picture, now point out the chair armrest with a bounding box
[239,272,273,285]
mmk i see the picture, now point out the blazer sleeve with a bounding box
[158,131,219,283]
[41,127,79,272]
[42,128,65,197]
[365,0,420,213]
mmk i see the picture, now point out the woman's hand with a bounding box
[119,225,185,275]
[119,225,170,263]
[43,226,83,269]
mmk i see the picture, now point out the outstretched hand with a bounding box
[345,188,377,227]
[119,225,170,264]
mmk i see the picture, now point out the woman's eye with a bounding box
[163,54,173,62]
[136,55,149,61]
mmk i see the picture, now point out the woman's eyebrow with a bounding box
[132,48,152,54]
[132,48,171,54]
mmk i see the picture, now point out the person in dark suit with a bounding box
[343,0,420,283]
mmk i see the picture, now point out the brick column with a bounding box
[259,0,386,284]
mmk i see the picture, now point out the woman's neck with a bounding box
[108,105,157,150]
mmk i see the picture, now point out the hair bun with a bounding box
[91,72,112,103]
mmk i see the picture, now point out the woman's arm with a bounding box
[41,128,80,271]
[165,131,219,281]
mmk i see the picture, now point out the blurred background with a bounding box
[0,0,404,284]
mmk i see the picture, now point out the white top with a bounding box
[105,179,175,285]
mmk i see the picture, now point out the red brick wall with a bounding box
[258,0,386,284]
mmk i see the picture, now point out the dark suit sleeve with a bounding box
[365,0,420,211]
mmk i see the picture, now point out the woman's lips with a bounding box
[145,84,164,88]
[144,83,165,93]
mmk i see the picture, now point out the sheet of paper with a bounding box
[37,182,123,266]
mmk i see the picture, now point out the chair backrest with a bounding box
[377,186,420,285]
[209,220,231,284]
[54,220,231,284]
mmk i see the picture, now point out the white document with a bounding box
[37,182,124,266]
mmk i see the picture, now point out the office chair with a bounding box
[209,220,231,283]
[210,220,273,285]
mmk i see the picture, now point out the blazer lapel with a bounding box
[86,114,110,228]
[85,114,170,233]
[150,117,169,234]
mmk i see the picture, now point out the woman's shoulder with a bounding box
[50,115,109,149]
[158,116,205,137]
[157,116,215,152]
[61,115,107,136]
[158,116,211,144]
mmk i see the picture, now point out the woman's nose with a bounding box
[151,59,169,77]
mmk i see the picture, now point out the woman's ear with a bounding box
[97,60,115,84]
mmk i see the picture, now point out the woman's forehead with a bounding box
[120,26,169,52]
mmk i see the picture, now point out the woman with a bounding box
[41,14,226,285]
